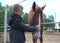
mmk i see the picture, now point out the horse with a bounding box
[28,2,46,43]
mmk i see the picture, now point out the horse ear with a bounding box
[32,2,36,11]
[42,4,46,10]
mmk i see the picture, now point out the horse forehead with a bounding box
[36,5,38,9]
[36,5,42,11]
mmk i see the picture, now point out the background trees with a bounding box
[44,14,55,30]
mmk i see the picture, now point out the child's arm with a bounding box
[11,18,38,32]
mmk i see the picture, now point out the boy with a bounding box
[8,4,40,43]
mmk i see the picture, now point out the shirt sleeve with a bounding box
[11,18,37,32]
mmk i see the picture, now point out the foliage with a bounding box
[22,13,29,24]
[58,23,60,27]
[0,3,5,24]
[44,14,55,30]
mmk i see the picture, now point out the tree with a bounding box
[0,2,2,9]
[0,2,5,24]
[22,13,29,24]
[44,14,55,30]
[7,6,13,19]
[59,23,60,27]
[0,2,5,32]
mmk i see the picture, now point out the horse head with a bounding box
[32,2,46,16]
[28,2,46,25]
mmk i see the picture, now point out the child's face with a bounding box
[14,10,23,16]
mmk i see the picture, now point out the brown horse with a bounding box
[28,2,46,43]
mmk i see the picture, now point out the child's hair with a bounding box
[13,4,23,12]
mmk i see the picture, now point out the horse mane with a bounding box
[28,8,34,25]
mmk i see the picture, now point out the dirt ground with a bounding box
[25,32,60,43]
[0,32,60,43]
